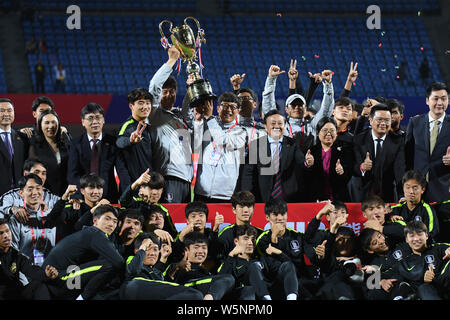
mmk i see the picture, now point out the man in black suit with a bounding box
[67,103,130,203]
[0,98,28,196]
[353,104,405,203]
[241,109,310,202]
[405,82,449,202]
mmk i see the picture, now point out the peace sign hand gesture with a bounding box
[130,121,147,144]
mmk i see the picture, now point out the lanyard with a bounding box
[22,196,45,245]
[247,120,256,149]
[211,119,237,151]
[288,122,304,138]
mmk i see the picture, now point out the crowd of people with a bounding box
[0,46,449,300]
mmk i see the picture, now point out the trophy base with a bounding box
[187,79,217,108]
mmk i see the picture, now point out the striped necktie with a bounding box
[270,141,284,199]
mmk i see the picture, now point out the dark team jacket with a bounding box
[42,225,124,273]
[391,201,439,241]
[217,254,279,287]
[432,200,450,243]
[382,242,450,290]
[119,185,177,238]
[42,199,90,241]
[256,227,311,277]
[217,224,264,259]
[116,116,153,183]
[124,249,168,282]
[167,262,212,287]
[0,247,48,298]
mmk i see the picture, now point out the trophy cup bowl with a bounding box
[159,17,216,107]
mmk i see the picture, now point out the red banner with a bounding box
[163,202,368,235]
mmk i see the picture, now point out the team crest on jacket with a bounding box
[425,255,435,265]
[10,262,17,274]
[290,240,300,252]
[393,250,403,260]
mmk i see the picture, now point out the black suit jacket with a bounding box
[28,133,70,197]
[305,142,353,202]
[67,132,131,203]
[241,135,305,203]
[405,114,450,202]
[0,129,28,195]
[353,129,405,202]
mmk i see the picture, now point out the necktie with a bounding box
[1,132,13,161]
[271,142,284,199]
[375,138,382,159]
[430,120,440,155]
[90,139,99,174]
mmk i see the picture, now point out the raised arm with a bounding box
[261,65,285,115]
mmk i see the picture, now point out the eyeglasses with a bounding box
[373,117,391,124]
[220,103,239,111]
[84,115,104,122]
[239,96,254,102]
[320,128,337,134]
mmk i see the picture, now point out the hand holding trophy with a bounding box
[159,17,216,108]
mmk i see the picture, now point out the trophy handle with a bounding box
[184,16,205,45]
[159,20,173,41]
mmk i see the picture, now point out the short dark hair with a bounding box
[184,231,209,248]
[119,208,144,226]
[385,98,405,114]
[142,204,166,221]
[237,88,259,104]
[185,201,209,219]
[79,173,105,189]
[372,96,386,104]
[402,170,427,189]
[334,97,354,109]
[316,116,337,136]
[336,226,355,239]
[32,96,54,112]
[231,190,255,208]
[233,224,258,240]
[127,88,153,105]
[162,76,177,92]
[18,173,43,189]
[92,204,119,219]
[264,198,288,216]
[81,102,105,119]
[426,82,448,98]
[332,200,348,213]
[357,227,378,253]
[218,92,240,108]
[141,171,165,190]
[361,195,385,212]
[0,98,13,106]
[369,104,390,118]
[134,232,160,250]
[23,158,46,172]
[263,109,286,124]
[404,220,428,236]
[0,218,9,227]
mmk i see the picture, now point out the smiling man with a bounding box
[353,104,405,202]
[0,98,28,195]
[116,88,154,183]
[42,204,124,300]
[405,82,450,202]
[241,109,308,202]
[194,92,248,202]
[68,103,130,203]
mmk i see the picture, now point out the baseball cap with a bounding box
[285,94,306,107]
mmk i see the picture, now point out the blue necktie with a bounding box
[1,132,13,161]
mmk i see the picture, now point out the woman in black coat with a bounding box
[305,117,353,202]
[28,109,70,196]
